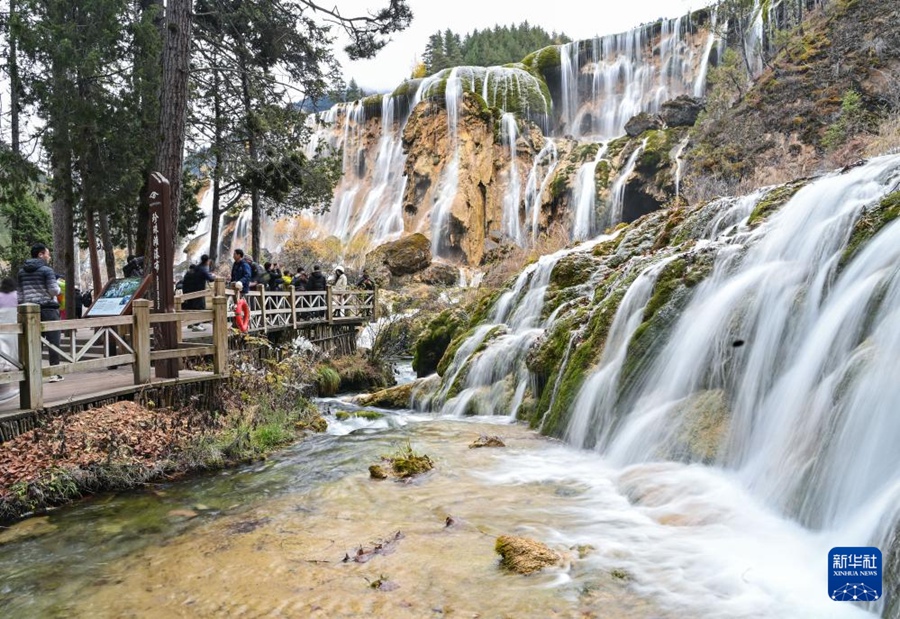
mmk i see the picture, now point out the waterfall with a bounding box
[571,143,609,241]
[607,138,647,228]
[694,9,719,97]
[430,68,463,258]
[565,256,677,449]
[428,236,610,417]
[501,113,523,245]
[523,139,559,245]
[568,15,709,139]
[601,156,900,543]
[673,136,690,200]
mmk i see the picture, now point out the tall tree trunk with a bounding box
[209,65,223,264]
[98,210,117,280]
[155,0,192,249]
[136,0,164,257]
[84,209,104,295]
[239,58,261,261]
[9,0,20,153]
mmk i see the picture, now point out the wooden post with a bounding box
[372,286,379,322]
[258,287,267,332]
[174,290,183,311]
[18,304,42,410]
[288,285,297,329]
[132,299,151,384]
[212,295,227,376]
[213,277,225,298]
[325,286,333,324]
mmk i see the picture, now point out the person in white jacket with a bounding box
[0,277,20,401]
[331,266,348,316]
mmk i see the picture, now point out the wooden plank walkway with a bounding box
[0,367,215,417]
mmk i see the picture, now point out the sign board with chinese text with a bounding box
[147,172,179,378]
[84,277,150,317]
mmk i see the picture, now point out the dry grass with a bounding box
[865,113,900,157]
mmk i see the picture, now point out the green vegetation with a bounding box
[748,179,809,225]
[822,89,870,151]
[375,441,434,478]
[335,410,384,421]
[840,191,900,268]
[422,23,569,75]
[315,366,341,396]
[413,309,467,377]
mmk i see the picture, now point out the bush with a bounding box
[315,366,341,396]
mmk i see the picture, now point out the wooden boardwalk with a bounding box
[0,280,377,430]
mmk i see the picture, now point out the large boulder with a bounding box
[660,95,704,128]
[624,112,662,137]
[368,233,432,277]
[415,262,459,286]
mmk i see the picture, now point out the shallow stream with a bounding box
[0,397,878,618]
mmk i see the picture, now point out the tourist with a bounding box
[230,249,252,297]
[307,265,327,318]
[292,267,309,291]
[0,278,18,402]
[17,243,63,382]
[182,255,216,331]
[356,269,375,290]
[331,266,347,317]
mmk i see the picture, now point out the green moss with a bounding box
[413,309,467,377]
[594,160,611,191]
[391,79,422,100]
[536,285,629,434]
[606,136,631,161]
[841,191,900,268]
[642,259,687,323]
[549,253,598,289]
[335,410,385,421]
[383,442,434,478]
[361,94,385,117]
[573,142,601,162]
[522,45,561,77]
[748,179,809,225]
[437,327,477,377]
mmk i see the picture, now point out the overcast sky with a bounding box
[335,0,714,92]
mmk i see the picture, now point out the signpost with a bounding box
[84,277,148,317]
[147,172,179,378]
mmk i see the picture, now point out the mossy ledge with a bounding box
[840,190,900,268]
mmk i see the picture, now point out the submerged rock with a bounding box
[495,535,563,575]
[469,435,506,448]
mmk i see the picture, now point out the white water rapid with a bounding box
[429,155,900,618]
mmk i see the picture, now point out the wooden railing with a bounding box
[0,278,377,411]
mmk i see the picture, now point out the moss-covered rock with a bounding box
[521,45,561,77]
[413,308,467,377]
[327,354,394,393]
[335,410,385,421]
[840,190,900,268]
[549,253,599,289]
[495,535,563,575]
[355,381,417,409]
[367,233,432,276]
[315,366,341,396]
[374,442,434,479]
[748,178,810,225]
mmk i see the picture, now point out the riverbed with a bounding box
[0,402,878,618]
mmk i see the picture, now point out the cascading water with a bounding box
[427,236,609,418]
[523,139,559,245]
[693,9,720,97]
[500,113,523,245]
[571,143,609,241]
[564,255,677,449]
[606,138,647,228]
[429,68,463,258]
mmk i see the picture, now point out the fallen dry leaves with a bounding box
[0,401,199,496]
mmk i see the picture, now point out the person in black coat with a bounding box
[306,265,328,318]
